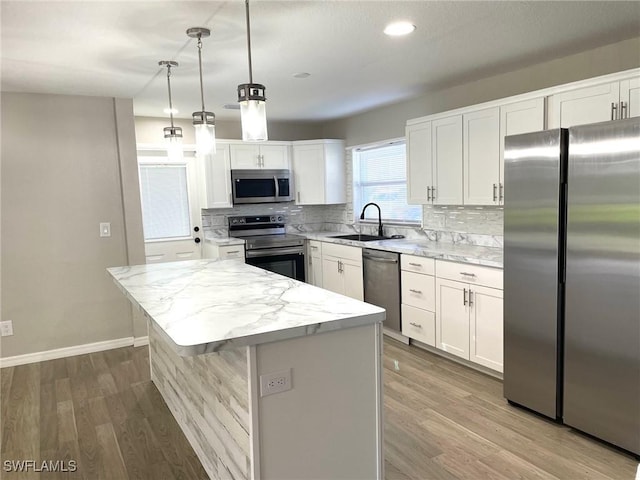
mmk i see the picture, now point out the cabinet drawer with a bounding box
[321,242,362,265]
[219,245,245,260]
[401,271,435,311]
[401,254,435,275]
[436,260,502,289]
[402,304,435,347]
[308,240,322,258]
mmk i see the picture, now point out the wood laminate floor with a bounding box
[1,339,637,479]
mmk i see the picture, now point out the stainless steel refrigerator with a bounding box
[503,117,640,456]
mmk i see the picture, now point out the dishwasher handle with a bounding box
[362,249,399,263]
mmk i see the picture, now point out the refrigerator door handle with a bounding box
[611,102,618,120]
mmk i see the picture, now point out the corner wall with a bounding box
[1,92,145,358]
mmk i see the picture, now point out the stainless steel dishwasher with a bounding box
[363,248,401,332]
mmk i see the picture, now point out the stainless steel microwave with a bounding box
[231,169,294,204]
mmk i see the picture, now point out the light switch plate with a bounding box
[100,222,111,237]
[0,320,14,337]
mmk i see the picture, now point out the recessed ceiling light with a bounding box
[164,107,179,115]
[384,21,416,36]
[293,72,311,79]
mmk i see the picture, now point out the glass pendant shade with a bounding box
[194,122,216,156]
[238,83,268,141]
[164,126,184,162]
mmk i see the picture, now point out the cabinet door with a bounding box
[548,82,620,128]
[218,245,245,260]
[401,271,435,311]
[342,261,364,301]
[309,255,323,287]
[230,144,260,168]
[499,97,545,200]
[293,144,325,204]
[463,107,500,205]
[203,144,233,208]
[260,144,290,169]
[620,77,640,119]
[321,257,342,295]
[406,122,433,204]
[432,115,463,205]
[435,278,469,360]
[469,285,503,372]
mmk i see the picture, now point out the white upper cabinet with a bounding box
[406,115,462,205]
[230,143,290,169]
[463,107,500,205]
[620,77,640,119]
[202,142,233,209]
[432,115,463,205]
[548,82,621,128]
[292,140,346,205]
[548,75,639,129]
[406,122,433,204]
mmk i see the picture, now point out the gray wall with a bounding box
[1,93,145,358]
[323,37,640,146]
[135,116,325,144]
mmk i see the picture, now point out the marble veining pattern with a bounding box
[300,232,503,268]
[150,325,250,479]
[108,259,385,356]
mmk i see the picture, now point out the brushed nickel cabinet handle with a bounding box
[409,289,423,294]
[611,102,618,121]
[493,183,497,202]
[463,288,468,306]
[409,322,422,329]
[226,250,239,254]
[427,186,431,201]
[621,102,627,119]
[460,272,476,277]
[431,186,436,202]
[408,262,422,267]
[469,290,474,306]
[499,183,504,202]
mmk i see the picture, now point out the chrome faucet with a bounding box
[360,202,383,237]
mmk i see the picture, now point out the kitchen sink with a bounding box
[330,234,388,241]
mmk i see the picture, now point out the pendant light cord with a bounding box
[197,36,206,112]
[245,0,253,84]
[166,64,176,128]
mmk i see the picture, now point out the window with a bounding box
[139,164,192,240]
[353,141,421,223]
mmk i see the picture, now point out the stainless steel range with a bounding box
[228,215,305,281]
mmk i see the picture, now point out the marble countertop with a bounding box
[108,259,385,356]
[300,232,503,268]
[203,232,245,246]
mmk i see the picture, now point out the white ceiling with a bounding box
[2,1,639,122]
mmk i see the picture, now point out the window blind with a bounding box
[353,143,422,223]
[139,165,191,240]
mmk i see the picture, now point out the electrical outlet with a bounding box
[260,368,292,397]
[0,320,14,337]
[100,222,111,237]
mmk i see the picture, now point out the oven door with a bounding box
[245,248,305,281]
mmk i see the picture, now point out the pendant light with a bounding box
[159,60,183,161]
[186,27,216,156]
[237,0,268,141]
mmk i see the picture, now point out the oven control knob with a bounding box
[240,218,246,223]
[270,216,275,222]
[277,215,283,222]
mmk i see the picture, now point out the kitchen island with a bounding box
[108,259,385,480]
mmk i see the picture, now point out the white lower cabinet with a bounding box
[307,240,323,287]
[320,243,363,301]
[435,260,504,373]
[203,243,245,260]
[401,255,436,346]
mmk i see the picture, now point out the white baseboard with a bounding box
[133,336,149,347]
[0,337,135,368]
